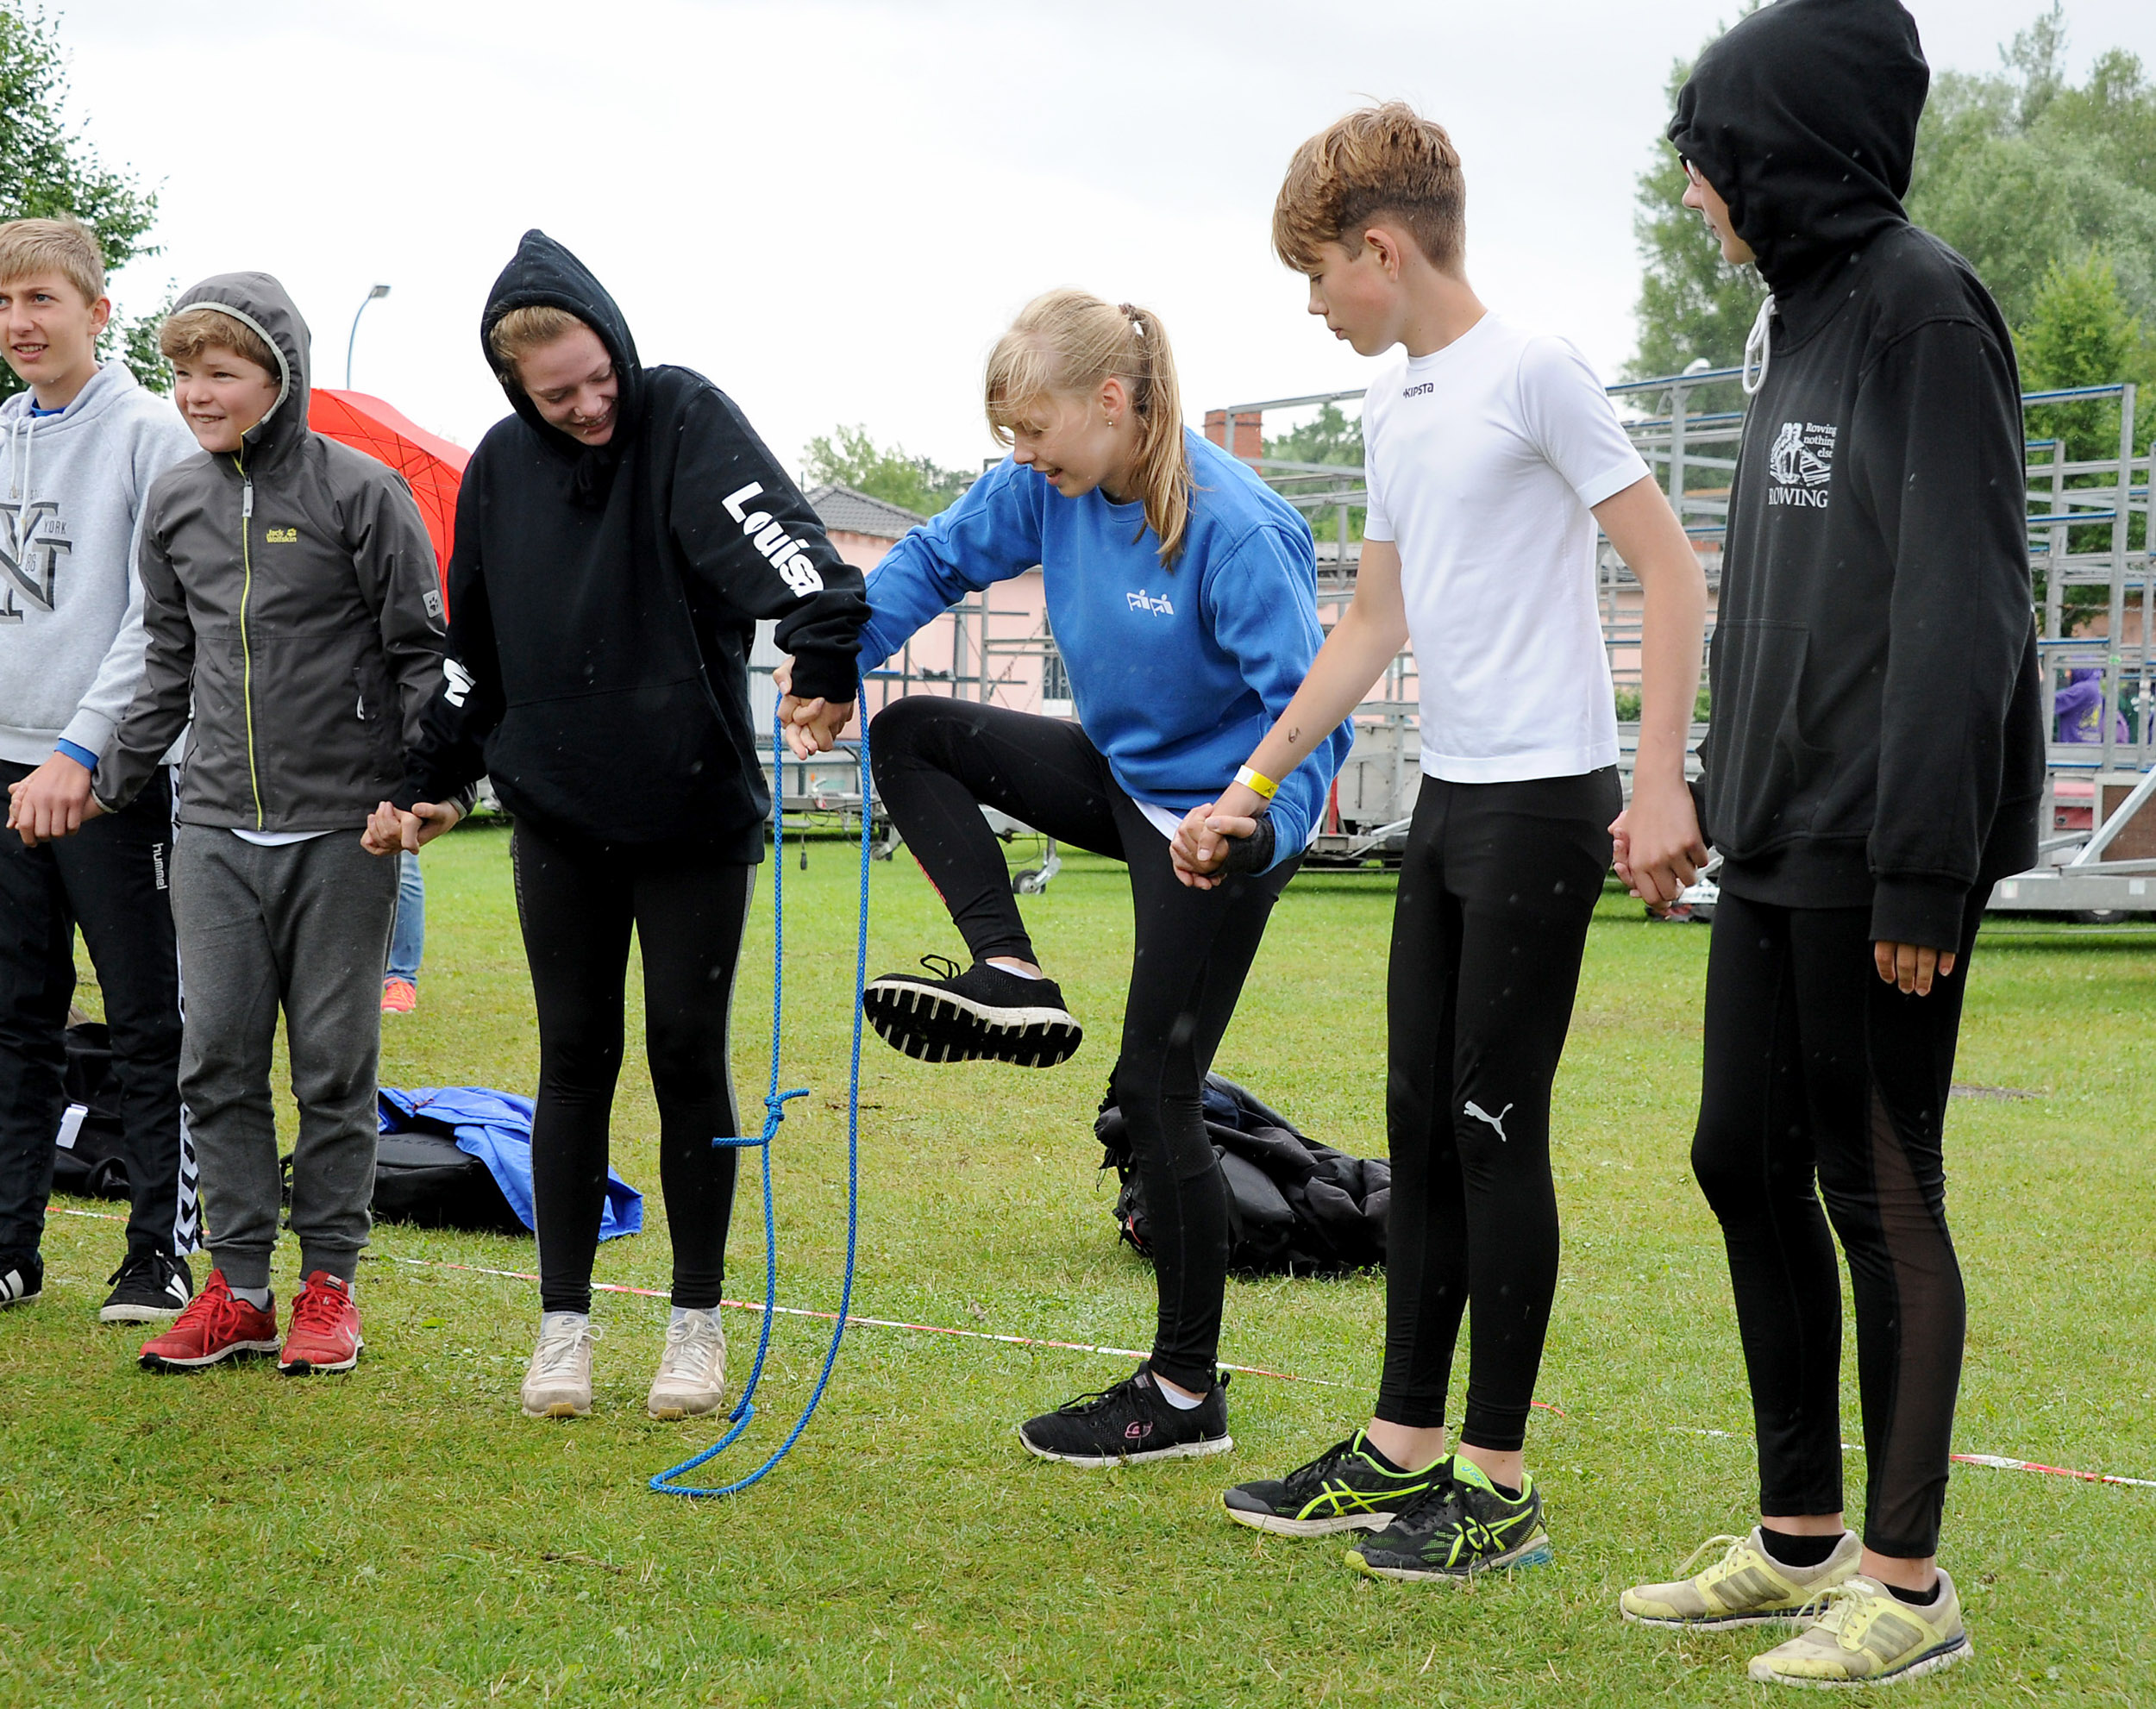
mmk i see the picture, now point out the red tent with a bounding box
[309,387,469,587]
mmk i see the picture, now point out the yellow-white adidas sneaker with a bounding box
[1747,1570,1972,1687]
[1621,1527,1860,1629]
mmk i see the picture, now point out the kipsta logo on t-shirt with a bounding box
[1767,422,1835,508]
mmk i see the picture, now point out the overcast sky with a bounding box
[56,0,2156,472]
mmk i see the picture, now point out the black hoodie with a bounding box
[1670,0,2041,949]
[401,232,867,855]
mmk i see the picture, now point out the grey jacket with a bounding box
[98,273,459,831]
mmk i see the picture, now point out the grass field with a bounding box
[6,821,2153,1706]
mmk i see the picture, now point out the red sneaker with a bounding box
[380,979,417,1015]
[279,1272,363,1374]
[139,1270,281,1370]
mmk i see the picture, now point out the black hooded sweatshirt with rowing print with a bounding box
[398,230,867,857]
[1670,0,2041,950]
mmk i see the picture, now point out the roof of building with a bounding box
[805,482,928,541]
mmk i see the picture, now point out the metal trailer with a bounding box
[1206,371,2153,901]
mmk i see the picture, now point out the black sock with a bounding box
[1887,1578,1943,1607]
[1759,1526,1839,1568]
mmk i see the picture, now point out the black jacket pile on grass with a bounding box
[399,230,868,856]
[1098,1074,1388,1276]
[1670,0,2042,948]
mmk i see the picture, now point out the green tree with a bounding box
[1625,7,1767,383]
[2015,248,2155,629]
[800,424,974,518]
[0,2,168,398]
[1261,402,1363,542]
[1629,5,2156,372]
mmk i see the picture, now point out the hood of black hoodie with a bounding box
[172,272,312,470]
[1668,0,1928,308]
[480,230,642,503]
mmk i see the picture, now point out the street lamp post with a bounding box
[345,282,392,390]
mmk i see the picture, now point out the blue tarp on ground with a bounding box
[379,1086,642,1241]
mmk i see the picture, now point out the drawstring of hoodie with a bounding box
[7,412,34,510]
[1741,292,1777,396]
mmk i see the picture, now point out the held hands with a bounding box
[362,798,462,856]
[772,657,856,761]
[6,753,105,847]
[1608,772,1708,907]
[1169,781,1269,890]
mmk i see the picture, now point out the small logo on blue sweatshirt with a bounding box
[1127,589,1175,617]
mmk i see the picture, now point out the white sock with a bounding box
[541,1310,590,1336]
[669,1305,718,1326]
[985,959,1045,980]
[1153,1374,1206,1410]
[231,1284,271,1310]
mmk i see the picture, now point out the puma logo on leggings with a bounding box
[1464,1100,1514,1142]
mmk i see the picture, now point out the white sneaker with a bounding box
[520,1312,596,1418]
[648,1307,728,1419]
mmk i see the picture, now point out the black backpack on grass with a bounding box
[1096,1073,1388,1276]
[53,1023,132,1200]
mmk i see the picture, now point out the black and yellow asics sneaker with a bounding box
[1349,1456,1553,1581]
[1222,1431,1445,1537]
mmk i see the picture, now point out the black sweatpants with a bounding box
[870,697,1297,1392]
[0,760,190,1265]
[1693,886,1985,1561]
[511,817,755,1314]
[1376,769,1620,1450]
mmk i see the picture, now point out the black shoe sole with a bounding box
[100,1299,189,1324]
[1016,1424,1233,1468]
[864,979,1082,1068]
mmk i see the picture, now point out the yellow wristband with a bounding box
[1233,765,1279,801]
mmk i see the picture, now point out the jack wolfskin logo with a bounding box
[0,498,71,620]
[1126,589,1174,617]
[264,527,298,543]
[1766,421,1834,508]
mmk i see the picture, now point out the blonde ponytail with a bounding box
[984,288,1194,567]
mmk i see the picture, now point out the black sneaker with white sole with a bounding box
[100,1250,195,1323]
[0,1252,41,1308]
[864,955,1083,1067]
[1223,1432,1447,1537]
[1018,1365,1231,1466]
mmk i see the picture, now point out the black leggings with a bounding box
[870,696,1296,1392]
[1377,769,1619,1450]
[1694,886,1984,1560]
[511,818,755,1313]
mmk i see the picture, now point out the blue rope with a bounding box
[649,685,872,1499]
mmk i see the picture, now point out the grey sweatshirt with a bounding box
[0,361,197,768]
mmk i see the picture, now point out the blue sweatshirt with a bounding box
[860,430,1351,868]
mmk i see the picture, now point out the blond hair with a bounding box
[985,289,1192,567]
[487,304,587,380]
[158,305,279,376]
[0,216,106,303]
[1273,101,1466,275]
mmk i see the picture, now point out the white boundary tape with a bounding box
[51,1210,2156,1490]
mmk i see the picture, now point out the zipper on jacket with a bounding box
[235,449,265,829]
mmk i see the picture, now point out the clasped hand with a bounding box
[362,798,463,856]
[1169,781,1267,890]
[6,752,104,847]
[771,660,857,761]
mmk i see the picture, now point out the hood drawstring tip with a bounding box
[1741,293,1777,397]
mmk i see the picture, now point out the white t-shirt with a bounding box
[1362,313,1649,784]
